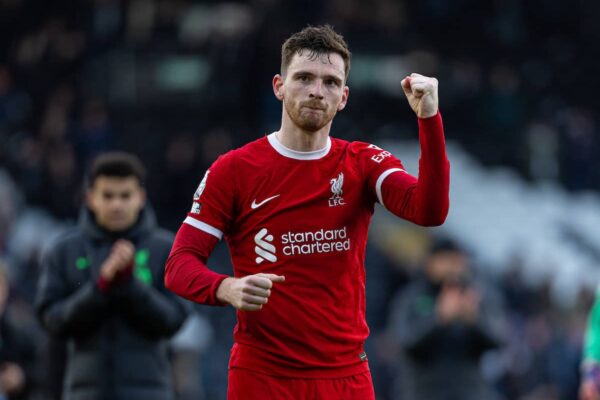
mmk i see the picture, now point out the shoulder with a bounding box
[333,140,397,168]
[227,136,270,159]
[39,228,86,266]
[393,279,431,304]
[147,227,175,247]
[346,141,389,156]
[42,228,84,255]
[209,137,269,170]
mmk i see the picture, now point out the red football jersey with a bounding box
[184,132,414,378]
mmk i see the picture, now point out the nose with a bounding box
[309,80,324,99]
[109,198,125,211]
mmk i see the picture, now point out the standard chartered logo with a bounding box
[282,227,350,255]
[255,228,277,264]
[254,226,351,263]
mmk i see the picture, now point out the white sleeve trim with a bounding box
[184,217,223,239]
[375,168,405,208]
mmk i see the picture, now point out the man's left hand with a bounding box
[401,73,439,118]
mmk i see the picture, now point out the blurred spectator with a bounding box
[386,238,507,400]
[0,169,66,304]
[35,152,188,400]
[170,312,214,400]
[580,287,600,400]
[0,261,40,400]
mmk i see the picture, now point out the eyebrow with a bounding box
[292,71,344,85]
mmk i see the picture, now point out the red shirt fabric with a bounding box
[165,113,449,378]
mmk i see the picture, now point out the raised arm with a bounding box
[376,74,449,226]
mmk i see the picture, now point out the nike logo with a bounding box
[251,195,280,209]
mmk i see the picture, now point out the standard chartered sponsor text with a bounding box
[281,227,351,256]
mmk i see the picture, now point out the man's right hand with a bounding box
[99,240,135,282]
[216,273,285,311]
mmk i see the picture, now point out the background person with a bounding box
[36,152,189,400]
[386,238,507,400]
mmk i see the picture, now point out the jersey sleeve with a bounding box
[354,113,450,226]
[350,140,410,205]
[184,152,237,239]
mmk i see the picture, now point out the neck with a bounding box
[277,112,331,152]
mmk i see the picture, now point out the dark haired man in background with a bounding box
[36,152,188,400]
[166,25,450,399]
[386,239,507,400]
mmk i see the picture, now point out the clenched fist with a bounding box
[401,73,439,119]
[216,273,285,311]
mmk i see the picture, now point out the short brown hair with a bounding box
[281,25,351,79]
[88,152,146,187]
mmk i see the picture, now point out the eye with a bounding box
[297,74,310,82]
[325,79,337,86]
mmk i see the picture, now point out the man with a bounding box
[36,152,188,400]
[0,261,39,400]
[581,287,600,400]
[165,25,449,399]
[386,238,506,400]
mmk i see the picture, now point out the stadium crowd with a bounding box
[0,0,598,399]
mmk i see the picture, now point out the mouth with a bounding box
[303,105,325,111]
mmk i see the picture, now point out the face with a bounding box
[426,251,470,285]
[86,176,146,232]
[273,51,349,132]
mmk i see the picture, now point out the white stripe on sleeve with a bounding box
[375,168,406,209]
[183,217,223,239]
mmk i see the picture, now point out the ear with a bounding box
[337,85,350,111]
[85,189,95,211]
[273,74,284,101]
[138,188,147,208]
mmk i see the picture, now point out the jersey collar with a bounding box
[267,132,332,160]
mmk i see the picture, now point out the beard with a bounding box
[284,98,337,132]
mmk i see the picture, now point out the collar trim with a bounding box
[267,132,331,160]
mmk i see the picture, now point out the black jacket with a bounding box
[0,300,39,400]
[36,207,188,400]
[387,277,507,400]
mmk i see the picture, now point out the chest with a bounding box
[239,157,370,223]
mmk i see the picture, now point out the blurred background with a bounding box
[1,0,600,399]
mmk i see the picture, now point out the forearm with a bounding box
[164,223,229,305]
[116,280,189,337]
[399,314,443,352]
[381,113,450,226]
[465,319,504,351]
[40,282,108,337]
